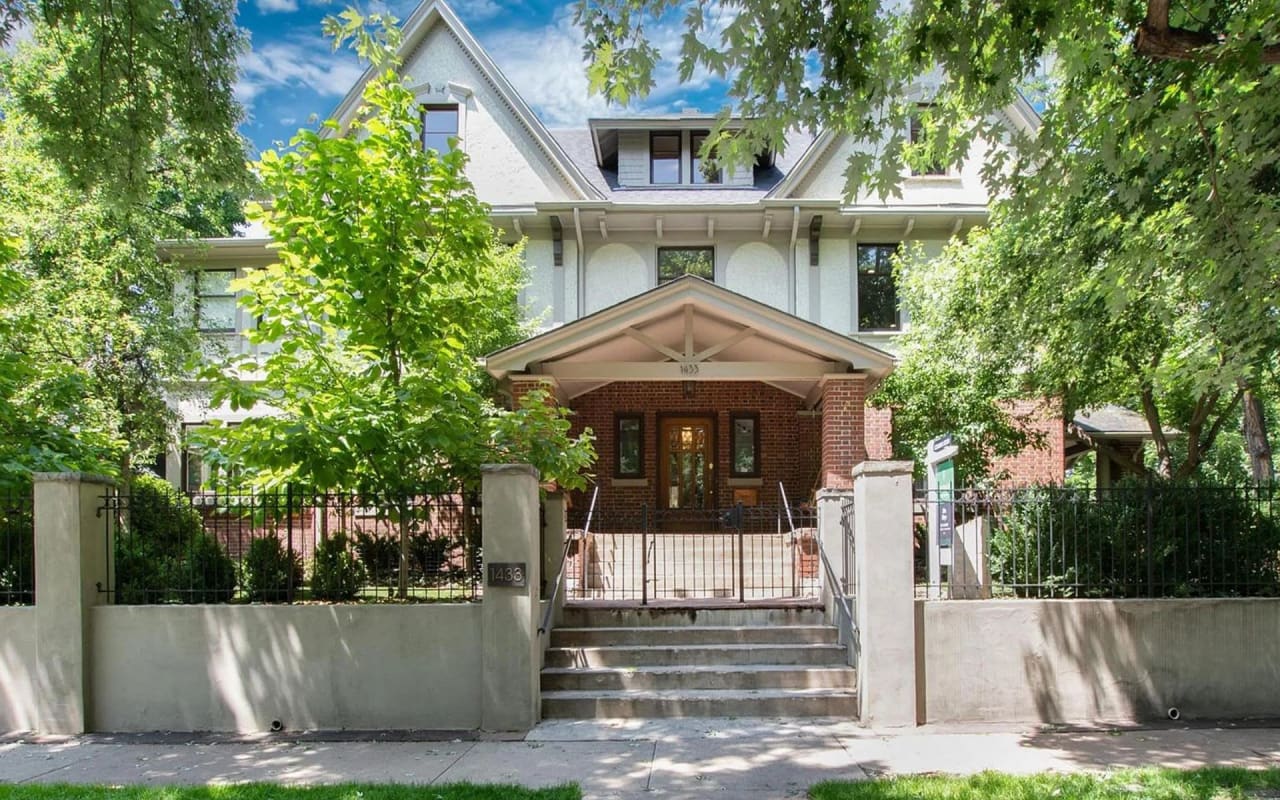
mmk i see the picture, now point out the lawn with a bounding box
[810,768,1280,799]
[0,785,577,800]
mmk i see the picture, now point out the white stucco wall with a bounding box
[521,235,555,327]
[920,598,1280,724]
[91,604,483,732]
[723,241,788,310]
[585,242,650,313]
[402,23,577,205]
[789,133,995,205]
[0,607,38,732]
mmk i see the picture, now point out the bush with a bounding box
[409,531,457,584]
[243,536,303,602]
[354,531,400,587]
[115,474,238,603]
[311,533,366,601]
[0,495,34,603]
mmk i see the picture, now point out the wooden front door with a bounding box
[659,416,715,510]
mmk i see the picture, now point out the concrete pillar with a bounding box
[542,492,567,616]
[33,472,115,735]
[480,464,541,731]
[816,488,856,665]
[852,460,916,727]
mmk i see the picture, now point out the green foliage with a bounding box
[197,13,594,520]
[985,483,1280,598]
[0,490,34,603]
[810,768,1280,800]
[242,537,303,603]
[353,531,401,589]
[115,473,236,603]
[310,532,366,602]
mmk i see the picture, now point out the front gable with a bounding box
[329,1,602,205]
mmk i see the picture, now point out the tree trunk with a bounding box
[1242,389,1274,485]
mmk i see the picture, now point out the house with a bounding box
[165,0,1057,507]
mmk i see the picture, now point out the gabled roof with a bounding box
[486,275,896,401]
[327,0,604,202]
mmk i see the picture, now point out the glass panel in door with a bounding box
[660,418,713,510]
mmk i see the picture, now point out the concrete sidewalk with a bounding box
[1,719,1278,799]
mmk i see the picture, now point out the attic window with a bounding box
[909,104,946,176]
[650,133,681,184]
[422,104,460,154]
[690,132,721,185]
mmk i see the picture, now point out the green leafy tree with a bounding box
[199,12,594,597]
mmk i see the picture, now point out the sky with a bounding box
[235,0,735,155]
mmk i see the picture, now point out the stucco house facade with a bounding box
[168,0,1060,506]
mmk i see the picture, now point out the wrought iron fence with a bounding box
[99,485,482,604]
[0,487,35,605]
[916,484,1280,599]
[564,504,819,604]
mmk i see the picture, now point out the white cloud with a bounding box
[453,0,503,22]
[256,0,299,12]
[235,37,366,106]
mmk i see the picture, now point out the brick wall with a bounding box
[865,404,893,461]
[567,381,822,511]
[819,376,868,489]
[990,397,1066,485]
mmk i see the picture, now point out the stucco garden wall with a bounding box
[0,607,39,732]
[918,598,1280,724]
[91,604,483,732]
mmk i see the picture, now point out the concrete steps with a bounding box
[541,606,857,719]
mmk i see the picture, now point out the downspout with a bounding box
[788,205,801,315]
[573,207,585,320]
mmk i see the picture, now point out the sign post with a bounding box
[924,434,958,599]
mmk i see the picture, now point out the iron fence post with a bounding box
[641,503,649,606]
[286,483,295,603]
[1145,474,1155,596]
[737,502,745,604]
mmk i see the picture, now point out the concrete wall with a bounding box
[91,604,482,732]
[0,607,39,731]
[918,598,1280,724]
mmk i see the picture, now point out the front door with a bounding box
[659,416,714,510]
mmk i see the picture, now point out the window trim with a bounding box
[194,269,237,333]
[421,103,461,154]
[614,412,645,479]
[657,246,716,284]
[689,130,722,185]
[729,411,761,478]
[856,242,901,332]
[649,131,682,185]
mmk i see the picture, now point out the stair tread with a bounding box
[542,664,852,675]
[553,625,836,633]
[548,643,841,650]
[543,688,857,699]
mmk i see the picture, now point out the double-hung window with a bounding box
[650,133,681,184]
[658,247,714,284]
[690,131,721,185]
[857,244,900,331]
[422,104,460,154]
[194,269,237,332]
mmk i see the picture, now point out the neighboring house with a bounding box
[164,0,1058,504]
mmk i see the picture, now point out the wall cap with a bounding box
[481,463,539,478]
[851,460,915,479]
[32,472,116,486]
[815,488,857,500]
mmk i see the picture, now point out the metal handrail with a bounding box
[538,484,598,635]
[779,483,858,660]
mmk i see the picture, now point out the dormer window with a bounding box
[690,131,721,185]
[422,104,460,154]
[650,133,681,184]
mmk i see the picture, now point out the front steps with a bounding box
[541,606,858,719]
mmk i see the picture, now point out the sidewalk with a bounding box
[1,718,1277,799]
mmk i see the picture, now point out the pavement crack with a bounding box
[425,741,477,785]
[645,740,656,791]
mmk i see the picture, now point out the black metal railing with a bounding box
[840,496,856,596]
[539,485,597,634]
[565,502,818,604]
[783,483,858,662]
[99,486,482,604]
[0,487,35,606]
[916,483,1280,599]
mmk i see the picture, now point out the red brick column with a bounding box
[819,374,868,490]
[864,404,894,461]
[509,376,560,409]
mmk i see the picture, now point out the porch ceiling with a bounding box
[485,276,896,402]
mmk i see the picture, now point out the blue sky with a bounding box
[235,0,735,154]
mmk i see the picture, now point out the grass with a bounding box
[809,768,1280,799]
[0,785,578,800]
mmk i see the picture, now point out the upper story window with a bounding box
[690,131,721,185]
[422,104,460,154]
[194,269,237,332]
[650,133,681,184]
[909,104,946,176]
[857,244,900,331]
[658,247,714,284]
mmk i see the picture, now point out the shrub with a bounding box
[183,534,238,603]
[409,531,456,584]
[243,536,303,602]
[354,531,400,587]
[311,533,366,601]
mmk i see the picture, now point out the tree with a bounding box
[577,0,1279,478]
[0,0,248,204]
[199,13,595,597]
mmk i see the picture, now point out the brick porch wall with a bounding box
[990,398,1066,485]
[566,381,823,511]
[819,376,868,489]
[865,404,893,461]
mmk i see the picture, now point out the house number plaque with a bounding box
[487,562,527,588]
